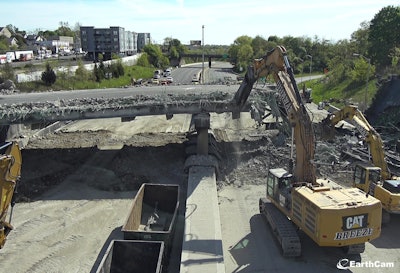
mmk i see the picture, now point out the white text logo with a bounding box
[337,258,395,270]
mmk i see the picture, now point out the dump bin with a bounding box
[122,183,180,243]
[96,240,164,273]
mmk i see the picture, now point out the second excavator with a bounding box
[234,46,382,256]
[322,104,400,223]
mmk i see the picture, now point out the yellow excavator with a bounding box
[234,46,382,256]
[322,105,400,223]
[0,141,22,249]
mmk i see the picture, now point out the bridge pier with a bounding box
[182,113,224,273]
[193,113,210,155]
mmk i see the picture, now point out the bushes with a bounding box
[93,60,125,82]
[15,61,153,92]
[75,60,91,81]
[41,62,57,86]
[0,63,15,82]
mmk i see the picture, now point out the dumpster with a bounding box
[122,183,180,243]
[96,240,164,273]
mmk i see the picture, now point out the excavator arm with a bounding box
[234,46,316,183]
[322,105,390,179]
[0,142,22,249]
[234,46,287,109]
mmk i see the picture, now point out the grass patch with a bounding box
[16,65,155,92]
[304,75,377,108]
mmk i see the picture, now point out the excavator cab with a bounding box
[266,168,293,211]
[353,164,381,193]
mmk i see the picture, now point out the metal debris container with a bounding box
[96,240,164,273]
[122,183,180,243]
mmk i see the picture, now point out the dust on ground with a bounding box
[2,111,397,273]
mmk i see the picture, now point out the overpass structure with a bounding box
[0,84,274,126]
[180,53,229,67]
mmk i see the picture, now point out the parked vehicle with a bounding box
[191,74,199,84]
[2,51,33,63]
[163,69,171,77]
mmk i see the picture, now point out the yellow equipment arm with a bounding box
[234,46,316,184]
[0,142,22,249]
[323,105,390,179]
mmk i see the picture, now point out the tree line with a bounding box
[139,5,398,88]
[226,5,399,83]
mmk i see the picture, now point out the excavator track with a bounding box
[259,198,301,257]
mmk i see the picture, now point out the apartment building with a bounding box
[137,33,151,52]
[80,26,149,60]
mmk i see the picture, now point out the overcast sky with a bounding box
[1,0,398,45]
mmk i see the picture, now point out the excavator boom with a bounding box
[0,142,22,249]
[234,46,316,183]
[234,46,287,109]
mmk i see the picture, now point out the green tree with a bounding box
[74,60,90,81]
[251,35,268,57]
[159,55,170,68]
[368,5,400,68]
[99,60,106,78]
[350,21,370,56]
[40,30,57,39]
[351,57,376,85]
[0,36,9,51]
[233,35,252,46]
[170,47,179,59]
[167,38,187,59]
[143,44,166,68]
[137,53,150,67]
[116,60,124,76]
[389,46,400,73]
[41,63,57,86]
[229,35,253,71]
[93,63,102,82]
[109,60,125,78]
[6,24,26,36]
[0,63,15,81]
[237,44,254,72]
[56,21,75,37]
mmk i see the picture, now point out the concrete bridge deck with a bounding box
[0,85,275,125]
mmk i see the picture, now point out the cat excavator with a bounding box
[234,46,382,256]
[0,141,22,249]
[322,105,400,223]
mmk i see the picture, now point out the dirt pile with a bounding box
[17,116,381,203]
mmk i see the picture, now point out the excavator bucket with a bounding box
[318,117,337,141]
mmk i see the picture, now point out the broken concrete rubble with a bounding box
[0,80,17,94]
